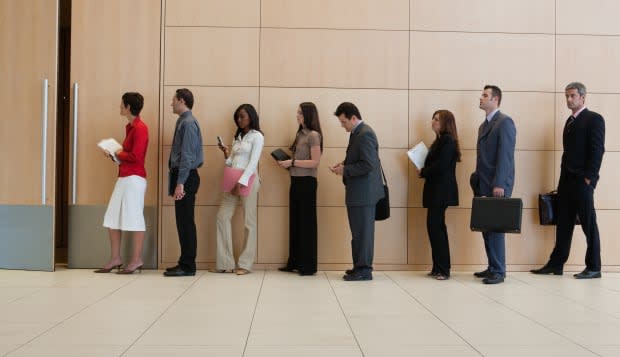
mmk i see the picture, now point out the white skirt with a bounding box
[103,175,147,231]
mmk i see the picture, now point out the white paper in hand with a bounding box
[407,141,428,169]
[97,138,122,164]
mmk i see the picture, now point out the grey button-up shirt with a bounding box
[169,110,204,185]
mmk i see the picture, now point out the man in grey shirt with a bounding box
[164,88,204,277]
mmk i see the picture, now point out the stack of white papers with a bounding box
[407,141,428,169]
[97,138,122,164]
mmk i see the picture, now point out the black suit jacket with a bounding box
[420,134,459,208]
[343,122,384,206]
[561,108,605,188]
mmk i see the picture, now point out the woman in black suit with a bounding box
[418,110,461,280]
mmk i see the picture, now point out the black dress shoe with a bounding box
[343,273,372,281]
[345,269,355,275]
[278,266,297,273]
[163,268,196,277]
[298,271,316,276]
[473,269,489,278]
[165,265,180,272]
[482,273,505,284]
[574,269,601,279]
[530,265,563,275]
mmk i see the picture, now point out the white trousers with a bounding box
[215,178,260,271]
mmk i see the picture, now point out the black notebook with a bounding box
[270,148,291,161]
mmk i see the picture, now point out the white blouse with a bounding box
[225,129,264,186]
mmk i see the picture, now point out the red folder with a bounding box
[220,166,256,197]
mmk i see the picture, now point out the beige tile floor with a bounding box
[1,268,619,357]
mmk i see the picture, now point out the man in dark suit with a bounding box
[531,82,605,279]
[470,85,517,284]
[329,102,384,281]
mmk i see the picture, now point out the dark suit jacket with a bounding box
[471,111,516,197]
[420,134,459,208]
[561,108,605,188]
[343,122,384,206]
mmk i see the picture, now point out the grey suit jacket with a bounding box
[471,111,516,197]
[343,122,385,206]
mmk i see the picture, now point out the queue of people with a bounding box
[94,82,606,284]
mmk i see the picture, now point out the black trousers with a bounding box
[549,172,601,271]
[173,169,200,272]
[347,204,376,275]
[286,176,318,274]
[426,205,451,276]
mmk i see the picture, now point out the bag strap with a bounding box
[379,162,387,185]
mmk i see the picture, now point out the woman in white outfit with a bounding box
[213,104,264,275]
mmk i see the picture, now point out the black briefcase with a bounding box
[538,190,580,226]
[470,197,523,233]
[538,191,557,225]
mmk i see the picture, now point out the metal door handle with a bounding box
[41,79,48,205]
[72,82,79,204]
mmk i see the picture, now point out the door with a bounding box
[67,0,161,268]
[0,0,59,271]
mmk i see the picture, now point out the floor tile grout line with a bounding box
[452,273,602,356]
[241,270,267,357]
[510,273,620,322]
[2,271,90,305]
[384,272,486,356]
[324,271,366,357]
[4,287,47,305]
[119,272,207,356]
[4,275,140,357]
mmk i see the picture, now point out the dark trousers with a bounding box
[426,205,451,276]
[548,173,601,271]
[346,204,376,275]
[173,170,200,272]
[286,176,317,274]
[483,231,506,275]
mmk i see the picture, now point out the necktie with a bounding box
[566,115,575,131]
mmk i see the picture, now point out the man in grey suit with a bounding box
[470,85,517,284]
[329,102,384,281]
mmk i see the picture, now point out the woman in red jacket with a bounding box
[95,92,149,274]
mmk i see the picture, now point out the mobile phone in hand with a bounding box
[217,136,223,147]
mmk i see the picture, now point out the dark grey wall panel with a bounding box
[0,205,54,271]
[68,205,157,269]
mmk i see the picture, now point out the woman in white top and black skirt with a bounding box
[277,102,323,276]
[213,104,264,275]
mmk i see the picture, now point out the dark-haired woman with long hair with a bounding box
[214,104,264,275]
[277,102,323,276]
[418,109,461,280]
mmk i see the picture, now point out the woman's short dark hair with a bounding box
[121,92,144,116]
[294,102,323,152]
[334,102,362,120]
[233,104,263,137]
[432,109,461,162]
[175,88,194,109]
